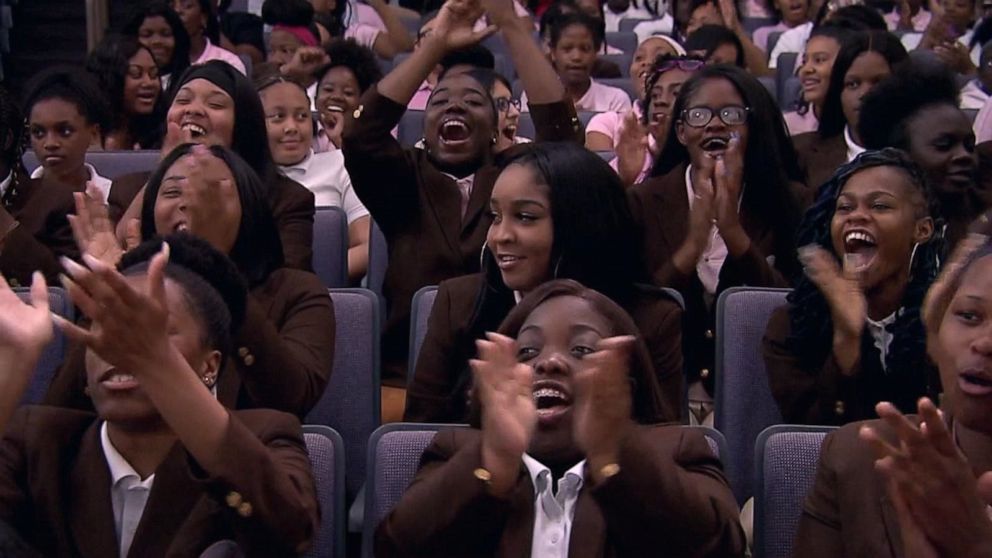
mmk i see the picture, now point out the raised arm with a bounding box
[366,0,416,59]
[0,272,52,434]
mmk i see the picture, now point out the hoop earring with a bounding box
[552,255,563,279]
[908,242,920,274]
[479,243,489,269]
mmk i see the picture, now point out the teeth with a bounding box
[498,255,518,262]
[176,223,189,232]
[845,231,876,245]
[532,387,566,401]
[106,373,135,384]
[181,123,206,136]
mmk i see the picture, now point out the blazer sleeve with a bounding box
[186,409,319,556]
[234,272,335,418]
[763,305,864,425]
[791,428,845,558]
[341,87,420,234]
[0,221,74,285]
[374,430,522,557]
[404,282,466,423]
[271,176,316,272]
[528,100,583,144]
[0,407,30,527]
[588,426,746,557]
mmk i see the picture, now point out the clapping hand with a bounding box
[430,0,497,52]
[799,244,867,374]
[69,182,129,268]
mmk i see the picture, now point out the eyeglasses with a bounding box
[494,97,522,112]
[681,105,749,127]
[654,59,705,74]
[126,64,160,80]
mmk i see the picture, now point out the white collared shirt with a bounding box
[685,165,729,295]
[865,311,897,371]
[844,126,865,163]
[279,150,369,224]
[100,422,155,558]
[30,163,112,202]
[521,454,586,558]
[901,26,981,65]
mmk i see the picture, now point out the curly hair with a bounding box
[321,38,384,94]
[787,148,943,392]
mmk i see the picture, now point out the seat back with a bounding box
[306,289,381,499]
[776,52,798,102]
[397,110,426,147]
[688,425,727,460]
[366,220,388,319]
[16,287,73,404]
[599,53,634,77]
[313,206,349,288]
[754,425,835,558]
[714,287,790,503]
[407,285,438,383]
[302,425,346,558]
[619,18,652,32]
[23,151,161,179]
[596,78,637,103]
[605,31,637,54]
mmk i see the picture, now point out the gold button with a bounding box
[834,400,845,416]
[353,104,364,119]
[705,329,714,339]
[243,354,255,366]
[237,502,253,517]
[9,279,18,288]
[700,368,710,379]
[226,491,242,508]
[473,468,492,484]
[599,463,621,479]
[238,347,248,357]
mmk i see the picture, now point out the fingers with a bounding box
[976,471,992,505]
[798,244,843,287]
[125,219,142,251]
[146,242,170,307]
[917,398,957,456]
[28,271,49,316]
[876,401,926,447]
[52,312,95,345]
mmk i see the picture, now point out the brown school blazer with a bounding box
[342,87,583,381]
[403,272,684,423]
[375,425,746,558]
[0,172,81,286]
[107,171,316,271]
[793,131,846,193]
[0,405,319,557]
[44,268,336,419]
[790,416,963,557]
[627,163,804,389]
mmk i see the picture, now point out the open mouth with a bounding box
[960,370,992,396]
[496,253,523,269]
[173,220,189,233]
[439,117,472,147]
[181,121,208,139]
[532,380,572,424]
[843,230,877,272]
[99,369,140,391]
[501,125,516,141]
[701,136,729,152]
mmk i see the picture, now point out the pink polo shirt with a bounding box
[783,107,819,136]
[521,79,632,113]
[194,38,246,74]
[586,103,658,153]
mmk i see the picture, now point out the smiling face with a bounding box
[87,275,221,427]
[167,78,235,147]
[630,38,678,98]
[138,15,176,69]
[260,81,313,166]
[423,73,495,170]
[316,65,361,131]
[840,51,891,137]
[676,76,750,164]
[29,98,100,182]
[124,48,162,116]
[492,80,520,153]
[936,255,992,434]
[944,0,976,33]
[799,36,841,109]
[829,165,933,291]
[551,24,597,90]
[487,163,554,292]
[648,68,692,140]
[153,154,243,253]
[904,103,977,200]
[267,28,303,66]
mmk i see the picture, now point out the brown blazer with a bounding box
[0,405,319,557]
[403,272,684,423]
[342,87,583,381]
[627,163,804,389]
[793,131,846,192]
[791,417,939,557]
[375,425,745,557]
[762,304,934,425]
[44,268,336,419]
[107,171,316,271]
[0,172,81,286]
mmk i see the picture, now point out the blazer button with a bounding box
[237,347,249,358]
[8,278,18,288]
[834,400,845,416]
[243,354,255,366]
[237,502,253,518]
[353,104,364,119]
[700,368,710,379]
[226,491,243,508]
[705,329,714,339]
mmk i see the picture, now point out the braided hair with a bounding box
[0,84,23,177]
[787,148,943,387]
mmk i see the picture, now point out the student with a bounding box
[341,0,583,384]
[859,59,987,249]
[23,68,112,200]
[885,0,931,31]
[791,232,992,556]
[793,31,907,191]
[684,24,745,66]
[585,35,688,151]
[537,1,624,79]
[110,61,316,271]
[313,39,384,153]
[261,0,329,92]
[48,144,335,419]
[407,40,496,111]
[378,280,745,557]
[294,0,414,57]
[405,143,684,423]
[258,75,372,282]
[768,4,887,72]
[901,0,980,73]
[0,235,319,556]
[122,0,191,90]
[960,41,992,110]
[753,0,811,52]
[523,11,633,113]
[783,24,853,136]
[171,0,247,73]
[685,0,772,75]
[628,64,805,417]
[86,34,165,150]
[613,55,704,186]
[763,149,940,425]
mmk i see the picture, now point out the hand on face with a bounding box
[431,0,497,52]
[923,233,987,365]
[860,398,992,557]
[0,271,52,362]
[710,132,744,234]
[571,335,636,478]
[69,182,125,269]
[615,110,650,186]
[173,146,241,254]
[160,121,196,159]
[321,108,345,149]
[799,244,867,345]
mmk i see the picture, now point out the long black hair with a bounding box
[0,84,22,180]
[140,144,284,287]
[684,24,745,67]
[121,0,191,78]
[795,23,857,114]
[22,66,111,140]
[787,148,942,387]
[817,30,907,139]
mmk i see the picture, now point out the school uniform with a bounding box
[279,150,369,225]
[960,78,990,111]
[768,22,812,71]
[793,131,846,192]
[753,22,788,53]
[0,170,78,286]
[0,405,319,557]
[403,273,684,424]
[375,425,746,557]
[884,8,932,31]
[193,38,248,75]
[783,107,819,136]
[45,268,336,420]
[341,87,583,381]
[522,79,633,113]
[627,163,804,391]
[106,171,316,272]
[29,163,112,202]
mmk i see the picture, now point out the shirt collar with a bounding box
[521,454,586,495]
[0,170,12,199]
[844,126,865,162]
[281,150,315,177]
[100,421,155,485]
[440,172,475,187]
[30,162,98,182]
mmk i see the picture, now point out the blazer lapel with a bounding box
[126,443,204,558]
[460,165,498,237]
[68,422,122,558]
[497,469,538,558]
[879,493,904,558]
[420,162,464,256]
[568,490,606,558]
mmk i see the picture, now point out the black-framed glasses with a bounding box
[494,97,522,112]
[681,105,749,127]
